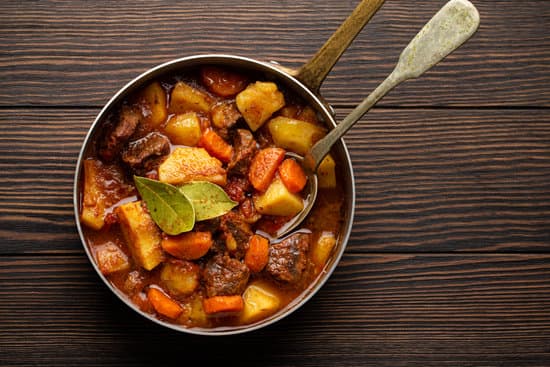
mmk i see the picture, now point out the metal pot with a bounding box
[73,0,385,335]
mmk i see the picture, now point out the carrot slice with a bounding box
[161,231,213,260]
[278,158,307,193]
[244,234,269,273]
[199,129,234,163]
[147,287,183,319]
[200,66,248,97]
[203,295,244,314]
[248,147,286,192]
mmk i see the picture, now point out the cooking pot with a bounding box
[74,0,385,335]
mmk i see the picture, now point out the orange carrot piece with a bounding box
[278,158,307,193]
[248,147,286,192]
[147,287,184,319]
[203,295,244,315]
[199,129,234,163]
[161,231,212,260]
[244,234,270,273]
[200,66,248,97]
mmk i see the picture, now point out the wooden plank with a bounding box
[0,0,549,107]
[1,254,549,366]
[1,108,549,254]
[344,108,550,252]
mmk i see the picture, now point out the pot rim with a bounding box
[73,54,356,336]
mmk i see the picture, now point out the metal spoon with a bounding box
[276,0,480,238]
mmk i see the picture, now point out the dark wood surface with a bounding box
[1,0,549,366]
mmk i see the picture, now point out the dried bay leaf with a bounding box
[179,181,237,221]
[133,176,195,235]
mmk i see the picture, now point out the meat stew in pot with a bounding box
[78,65,346,330]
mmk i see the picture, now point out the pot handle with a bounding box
[291,0,385,93]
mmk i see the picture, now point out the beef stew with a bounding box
[78,64,346,330]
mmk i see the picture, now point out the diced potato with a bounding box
[311,231,337,271]
[267,116,326,156]
[253,177,303,216]
[139,81,167,127]
[115,201,164,271]
[81,160,106,230]
[236,81,285,131]
[95,242,130,275]
[188,295,209,326]
[160,259,200,296]
[164,112,201,146]
[81,159,131,230]
[317,154,337,188]
[241,282,281,324]
[169,81,213,114]
[158,147,227,186]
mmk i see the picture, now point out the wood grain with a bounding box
[1,254,549,366]
[2,1,549,366]
[344,108,550,252]
[1,108,549,254]
[1,0,549,107]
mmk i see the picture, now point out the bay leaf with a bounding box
[179,181,237,221]
[133,176,195,235]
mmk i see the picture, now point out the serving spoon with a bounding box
[276,0,480,238]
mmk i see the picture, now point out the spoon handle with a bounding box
[303,0,480,172]
[295,0,386,92]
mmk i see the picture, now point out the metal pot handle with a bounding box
[289,0,385,93]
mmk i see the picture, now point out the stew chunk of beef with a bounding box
[99,106,141,162]
[204,254,250,297]
[122,132,170,169]
[220,211,253,259]
[227,129,257,176]
[266,233,310,283]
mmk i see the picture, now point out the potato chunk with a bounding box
[94,242,130,275]
[267,116,326,156]
[164,112,202,146]
[188,295,209,326]
[158,147,227,186]
[253,177,303,216]
[169,81,213,114]
[241,282,281,324]
[115,201,164,271]
[81,160,106,230]
[317,154,337,188]
[160,259,200,296]
[311,231,337,272]
[138,81,167,127]
[81,159,130,230]
[236,81,285,131]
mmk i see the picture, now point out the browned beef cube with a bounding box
[227,129,257,176]
[99,105,141,162]
[266,233,310,283]
[225,175,252,203]
[203,254,250,297]
[220,211,253,258]
[122,131,170,169]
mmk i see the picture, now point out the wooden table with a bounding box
[1,1,549,365]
